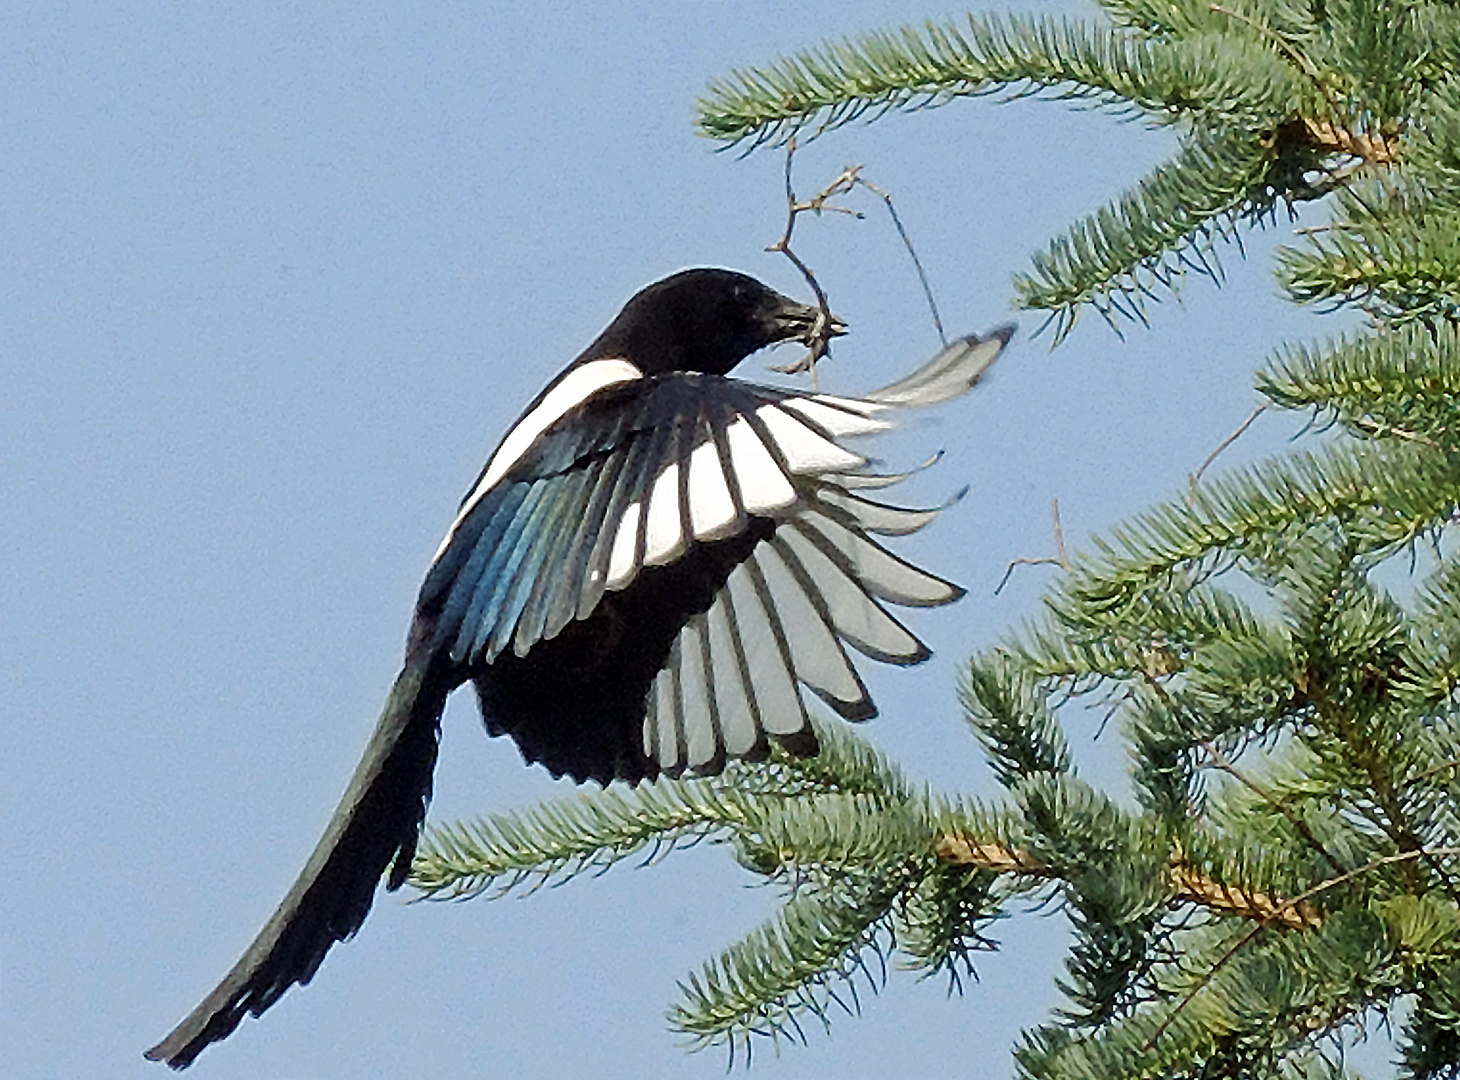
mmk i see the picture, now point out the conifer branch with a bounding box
[1257,322,1460,446]
[697,14,1296,147]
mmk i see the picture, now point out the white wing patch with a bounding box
[687,438,738,541]
[600,399,868,595]
[643,462,686,566]
[592,367,960,600]
[606,500,642,589]
[754,403,866,473]
[724,417,796,513]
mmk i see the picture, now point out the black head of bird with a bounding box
[581,267,845,376]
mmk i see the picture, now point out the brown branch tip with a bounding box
[934,835,1323,931]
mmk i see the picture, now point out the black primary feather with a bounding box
[146,267,1010,1068]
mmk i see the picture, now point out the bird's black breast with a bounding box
[469,516,777,784]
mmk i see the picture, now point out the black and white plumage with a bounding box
[147,268,1010,1068]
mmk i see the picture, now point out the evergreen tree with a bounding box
[410,2,1460,1076]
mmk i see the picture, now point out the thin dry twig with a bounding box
[1198,739,1348,877]
[766,142,948,382]
[1189,405,1267,493]
[995,499,1071,594]
[765,142,857,384]
[853,175,946,345]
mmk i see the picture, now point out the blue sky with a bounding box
[5,2,1345,1078]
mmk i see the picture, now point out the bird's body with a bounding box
[147,268,1010,1068]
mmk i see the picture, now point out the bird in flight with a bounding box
[147,267,1010,1068]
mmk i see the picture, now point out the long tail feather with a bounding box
[146,656,449,1069]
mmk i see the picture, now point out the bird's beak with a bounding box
[779,300,848,347]
[767,301,847,376]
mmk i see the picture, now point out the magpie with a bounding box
[147,268,1010,1068]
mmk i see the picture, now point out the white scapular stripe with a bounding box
[643,462,686,566]
[725,418,796,513]
[480,358,643,492]
[755,403,866,473]
[687,438,738,540]
[606,500,642,589]
[434,358,643,560]
[780,396,892,437]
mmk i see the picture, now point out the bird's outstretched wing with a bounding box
[423,329,1010,783]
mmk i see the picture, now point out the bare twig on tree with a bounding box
[1189,405,1267,494]
[766,142,948,383]
[995,499,1071,594]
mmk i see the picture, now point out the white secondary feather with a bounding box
[814,485,942,535]
[643,462,686,566]
[751,543,865,706]
[755,403,866,473]
[687,438,738,541]
[646,660,678,769]
[774,529,922,662]
[679,618,717,770]
[606,500,642,589]
[723,566,805,736]
[796,509,959,606]
[705,597,757,756]
[780,396,892,437]
[724,417,796,513]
